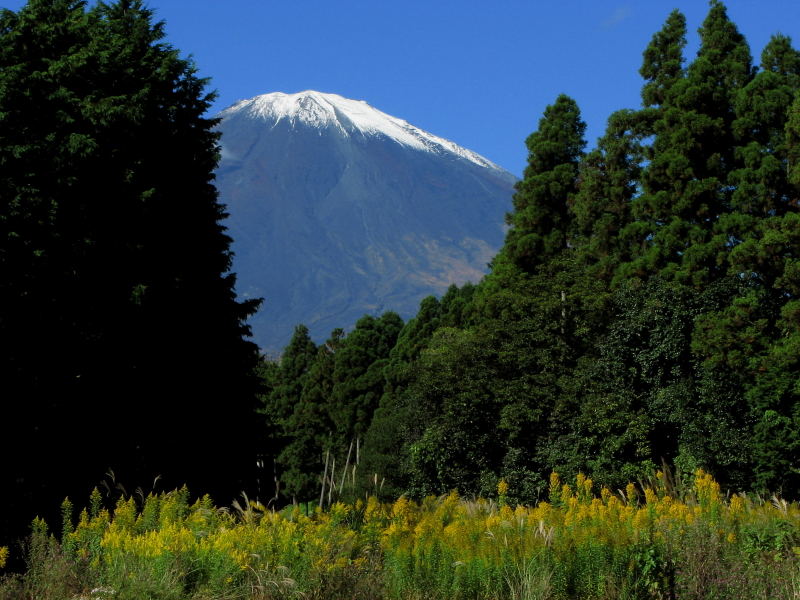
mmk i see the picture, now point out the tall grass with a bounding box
[0,470,797,599]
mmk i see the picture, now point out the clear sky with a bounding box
[4,0,800,177]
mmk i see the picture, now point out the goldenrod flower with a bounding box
[497,478,509,497]
[730,494,744,515]
[625,483,636,506]
[24,469,800,600]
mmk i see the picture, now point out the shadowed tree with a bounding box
[328,312,404,453]
[278,328,342,502]
[0,0,263,551]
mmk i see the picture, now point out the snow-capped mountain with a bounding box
[219,91,516,182]
[214,91,517,350]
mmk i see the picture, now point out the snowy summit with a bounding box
[212,89,517,350]
[217,91,512,180]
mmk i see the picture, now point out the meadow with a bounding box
[0,470,798,600]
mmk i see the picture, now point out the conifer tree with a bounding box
[380,296,443,406]
[503,94,586,273]
[265,324,318,440]
[328,312,403,451]
[438,282,477,328]
[720,91,800,493]
[397,96,596,500]
[277,329,342,501]
[0,0,263,544]
[357,284,480,499]
[571,109,647,279]
[621,1,755,286]
[358,298,441,500]
[694,33,800,493]
[639,9,687,109]
[727,35,800,284]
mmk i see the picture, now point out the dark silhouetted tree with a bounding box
[0,0,263,550]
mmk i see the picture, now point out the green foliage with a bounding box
[260,324,318,499]
[0,0,264,550]
[357,284,478,500]
[263,0,800,507]
[279,329,342,499]
[504,94,586,273]
[284,6,799,502]
[4,475,798,600]
[265,324,318,432]
[571,108,647,279]
[262,313,404,504]
[620,2,757,286]
[329,312,404,447]
[639,9,687,108]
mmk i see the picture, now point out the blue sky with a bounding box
[5,1,800,176]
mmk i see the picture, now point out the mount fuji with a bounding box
[214,91,517,350]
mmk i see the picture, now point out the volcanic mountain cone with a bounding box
[214,91,516,350]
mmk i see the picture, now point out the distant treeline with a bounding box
[262,0,800,505]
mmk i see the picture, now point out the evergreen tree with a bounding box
[264,325,318,447]
[639,9,687,109]
[357,283,479,500]
[0,0,263,546]
[503,94,586,273]
[359,295,443,499]
[727,36,800,284]
[696,32,800,494]
[722,37,800,293]
[399,98,597,501]
[620,1,755,286]
[439,282,477,328]
[392,2,800,498]
[571,108,648,279]
[278,329,342,502]
[402,252,609,501]
[328,312,404,451]
[715,91,800,493]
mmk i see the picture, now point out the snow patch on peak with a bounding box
[217,91,512,178]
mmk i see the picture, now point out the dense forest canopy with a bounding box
[262,0,800,505]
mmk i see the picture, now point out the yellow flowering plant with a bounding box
[5,470,798,599]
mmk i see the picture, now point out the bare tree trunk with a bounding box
[340,440,354,494]
[320,450,330,509]
[327,458,336,507]
[273,458,280,509]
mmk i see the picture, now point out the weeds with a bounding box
[0,471,797,599]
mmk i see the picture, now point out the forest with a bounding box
[260,1,800,507]
[1,0,800,597]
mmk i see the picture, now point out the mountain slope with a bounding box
[214,91,516,350]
